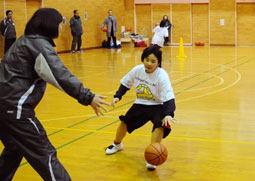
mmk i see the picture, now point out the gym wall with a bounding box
[0,0,134,55]
[134,0,255,46]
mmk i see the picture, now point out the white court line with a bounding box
[41,115,207,125]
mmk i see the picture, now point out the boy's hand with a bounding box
[162,116,177,128]
[90,94,111,116]
[111,98,119,107]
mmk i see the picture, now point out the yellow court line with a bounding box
[41,109,127,122]
[44,126,255,145]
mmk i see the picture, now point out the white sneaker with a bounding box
[77,50,84,53]
[146,162,157,170]
[105,143,123,155]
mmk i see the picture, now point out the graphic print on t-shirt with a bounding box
[136,84,154,100]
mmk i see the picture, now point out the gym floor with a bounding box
[1,45,255,180]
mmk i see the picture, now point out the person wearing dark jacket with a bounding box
[0,10,16,53]
[0,8,110,181]
[162,15,172,46]
[70,10,83,53]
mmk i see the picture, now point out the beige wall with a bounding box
[136,4,152,39]
[152,4,170,27]
[134,0,241,46]
[26,0,41,22]
[0,0,134,54]
[1,0,255,55]
[43,0,134,52]
[192,4,209,45]
[210,0,236,45]
[172,4,191,44]
[237,3,255,46]
[5,0,26,39]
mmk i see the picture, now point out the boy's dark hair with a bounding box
[6,10,13,16]
[73,10,78,14]
[160,20,165,28]
[141,46,162,67]
[25,8,62,39]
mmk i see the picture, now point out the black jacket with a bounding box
[0,18,16,39]
[70,16,83,36]
[0,34,94,119]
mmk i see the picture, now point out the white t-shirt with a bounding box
[121,64,175,105]
[151,26,168,47]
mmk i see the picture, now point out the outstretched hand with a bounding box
[162,115,177,127]
[90,94,111,116]
[111,97,119,108]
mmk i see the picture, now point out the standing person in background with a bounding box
[151,20,168,48]
[0,10,16,54]
[101,10,117,48]
[0,8,111,181]
[162,15,172,46]
[70,10,83,53]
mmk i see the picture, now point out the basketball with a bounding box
[155,23,159,27]
[144,143,168,166]
[200,41,205,46]
[103,27,107,32]
[126,27,132,31]
[195,41,200,46]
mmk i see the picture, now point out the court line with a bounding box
[41,114,122,122]
[47,57,252,136]
[45,57,252,135]
[171,56,246,86]
[18,56,253,167]
[182,73,225,91]
[175,59,244,99]
[46,101,134,137]
[19,120,120,167]
[45,56,246,94]
[27,126,255,145]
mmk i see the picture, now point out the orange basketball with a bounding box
[126,27,132,32]
[103,27,107,32]
[155,23,159,27]
[200,41,205,46]
[144,143,168,166]
[195,41,200,46]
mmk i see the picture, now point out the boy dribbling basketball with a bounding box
[105,46,176,170]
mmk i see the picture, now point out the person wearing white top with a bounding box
[151,20,169,47]
[105,46,176,170]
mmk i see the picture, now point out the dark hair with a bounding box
[108,9,112,12]
[6,10,12,16]
[141,46,162,67]
[73,10,78,14]
[160,20,165,28]
[163,15,168,20]
[25,8,62,39]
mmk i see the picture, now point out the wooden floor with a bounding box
[1,45,255,180]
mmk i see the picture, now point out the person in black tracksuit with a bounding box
[0,10,16,53]
[70,10,83,53]
[0,8,110,181]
